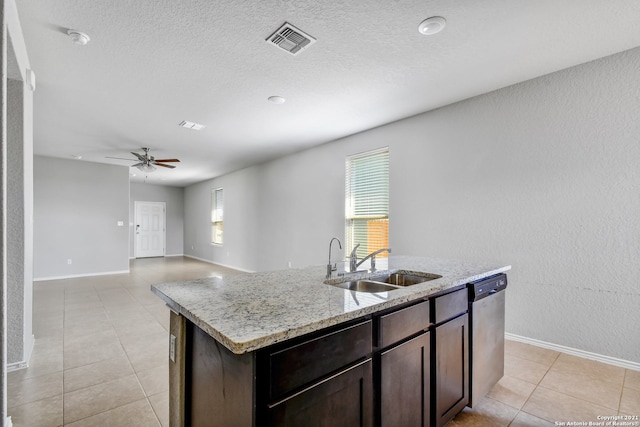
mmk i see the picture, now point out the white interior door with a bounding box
[135,201,166,258]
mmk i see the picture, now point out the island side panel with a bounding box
[169,311,186,427]
[187,321,256,426]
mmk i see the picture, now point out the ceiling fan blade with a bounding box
[153,158,180,162]
[106,156,135,161]
[131,152,146,161]
[154,163,176,169]
[131,162,144,168]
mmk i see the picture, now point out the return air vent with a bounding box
[178,120,205,131]
[266,22,316,56]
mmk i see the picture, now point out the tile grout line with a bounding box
[63,278,154,425]
[99,271,165,426]
[506,349,558,425]
[616,369,628,414]
[542,352,626,414]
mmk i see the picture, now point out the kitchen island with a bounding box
[152,255,510,427]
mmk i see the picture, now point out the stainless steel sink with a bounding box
[327,280,398,293]
[325,270,442,292]
[369,271,442,286]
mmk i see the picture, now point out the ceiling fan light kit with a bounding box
[135,163,156,172]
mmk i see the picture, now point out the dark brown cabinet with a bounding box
[377,300,429,348]
[179,317,373,427]
[186,322,255,427]
[268,359,373,427]
[172,283,487,427]
[264,320,373,427]
[267,320,372,401]
[432,288,469,427]
[380,331,430,427]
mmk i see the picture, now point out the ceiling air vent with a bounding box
[266,22,316,56]
[178,120,205,131]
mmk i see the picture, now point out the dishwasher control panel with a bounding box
[468,274,507,301]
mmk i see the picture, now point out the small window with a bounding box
[345,147,389,260]
[211,188,224,245]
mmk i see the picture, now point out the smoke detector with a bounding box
[266,22,316,56]
[67,30,91,45]
[418,17,446,35]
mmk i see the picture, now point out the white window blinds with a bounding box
[211,188,224,244]
[345,147,389,260]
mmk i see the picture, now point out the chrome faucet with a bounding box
[326,237,342,278]
[349,244,391,272]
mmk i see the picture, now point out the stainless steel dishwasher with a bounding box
[467,273,508,407]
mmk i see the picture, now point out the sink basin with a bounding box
[325,270,442,292]
[327,280,398,293]
[369,271,442,286]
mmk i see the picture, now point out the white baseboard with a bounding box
[129,254,183,259]
[183,254,254,273]
[34,269,130,282]
[506,333,640,371]
[6,416,12,427]
[6,360,28,372]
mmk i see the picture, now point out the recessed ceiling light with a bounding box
[67,30,91,45]
[418,16,446,35]
[71,155,82,160]
[268,96,286,104]
[178,120,206,130]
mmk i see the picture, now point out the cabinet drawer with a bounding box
[433,288,467,324]
[268,320,372,400]
[378,300,429,348]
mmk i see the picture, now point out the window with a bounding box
[345,147,389,260]
[211,188,224,244]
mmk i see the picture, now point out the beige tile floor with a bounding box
[7,257,242,427]
[7,257,640,426]
[451,341,640,426]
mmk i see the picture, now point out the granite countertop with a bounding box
[151,255,510,354]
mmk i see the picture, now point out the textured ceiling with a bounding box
[15,0,640,186]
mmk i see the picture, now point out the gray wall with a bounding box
[7,77,34,365]
[33,156,130,279]
[184,168,259,271]
[184,46,640,363]
[7,79,24,363]
[129,183,184,257]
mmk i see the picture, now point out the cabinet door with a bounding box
[267,359,373,427]
[380,332,430,427]
[434,313,468,427]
